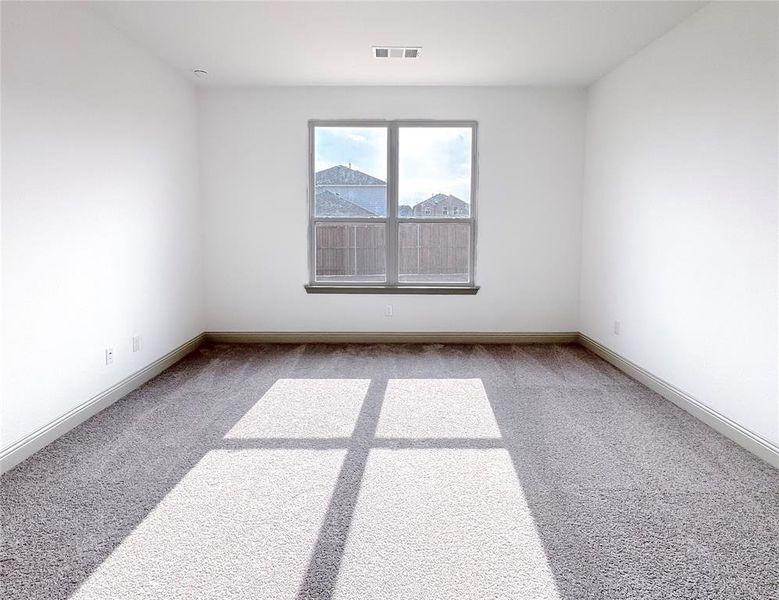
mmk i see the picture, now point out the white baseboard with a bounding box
[205,331,579,344]
[4,331,775,473]
[0,333,205,474]
[578,333,779,469]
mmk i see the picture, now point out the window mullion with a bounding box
[387,123,399,286]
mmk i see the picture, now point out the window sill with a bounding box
[304,285,479,295]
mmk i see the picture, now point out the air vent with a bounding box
[373,46,422,59]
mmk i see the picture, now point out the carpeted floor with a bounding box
[1,343,778,599]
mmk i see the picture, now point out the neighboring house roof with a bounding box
[399,205,413,218]
[315,190,376,217]
[315,165,386,186]
[414,193,468,208]
[411,193,470,217]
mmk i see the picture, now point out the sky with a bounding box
[315,126,472,207]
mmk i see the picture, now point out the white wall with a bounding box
[7,1,773,463]
[200,87,585,333]
[1,2,204,451]
[580,3,779,444]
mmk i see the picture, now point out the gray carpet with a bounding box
[1,343,778,599]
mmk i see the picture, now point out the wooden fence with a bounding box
[315,222,469,279]
[398,223,469,276]
[316,224,386,277]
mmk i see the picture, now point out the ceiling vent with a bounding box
[373,46,422,59]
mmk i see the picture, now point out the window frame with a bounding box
[306,119,479,294]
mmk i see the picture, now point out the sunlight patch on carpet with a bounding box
[376,378,501,438]
[333,449,561,600]
[70,449,346,600]
[225,378,370,438]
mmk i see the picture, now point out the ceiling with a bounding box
[87,1,704,87]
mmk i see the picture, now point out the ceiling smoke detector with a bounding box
[193,69,209,80]
[373,47,422,59]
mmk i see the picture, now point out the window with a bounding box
[307,121,477,293]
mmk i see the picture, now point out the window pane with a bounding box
[315,222,386,283]
[314,127,387,217]
[398,127,472,218]
[398,222,470,283]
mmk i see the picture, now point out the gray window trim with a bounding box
[307,119,478,293]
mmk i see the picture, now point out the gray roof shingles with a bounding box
[315,165,386,186]
[314,166,469,217]
[315,190,376,217]
[416,193,468,207]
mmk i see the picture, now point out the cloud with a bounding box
[345,133,369,144]
[313,125,473,206]
[399,127,472,206]
[314,127,387,178]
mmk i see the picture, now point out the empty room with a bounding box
[1,1,777,598]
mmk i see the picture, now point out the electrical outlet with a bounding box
[105,347,114,365]
[132,335,141,352]
[385,304,393,317]
[613,320,621,335]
